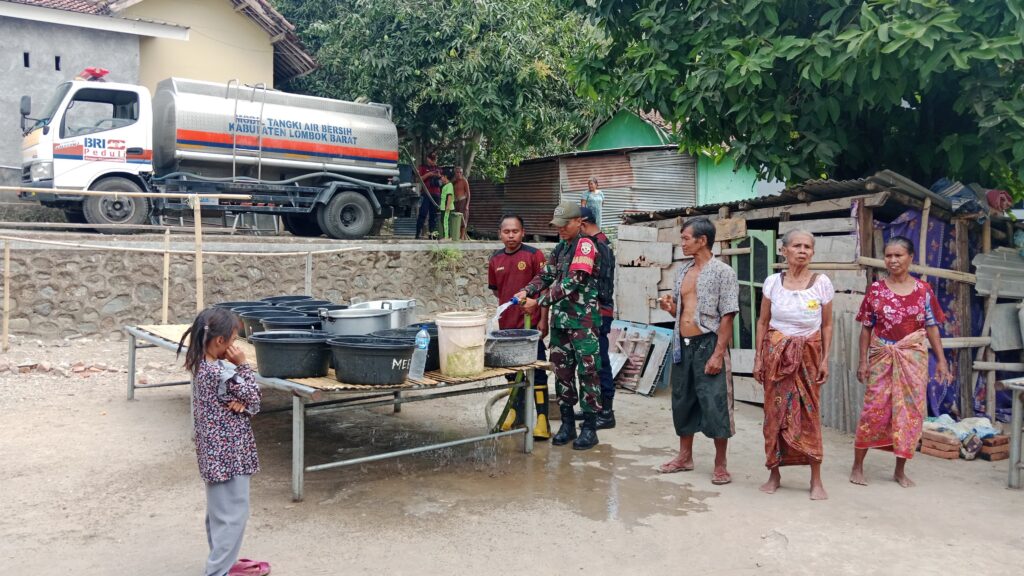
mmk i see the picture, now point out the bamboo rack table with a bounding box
[124,324,543,501]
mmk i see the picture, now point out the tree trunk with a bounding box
[460,132,483,178]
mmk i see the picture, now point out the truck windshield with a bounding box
[30,83,72,131]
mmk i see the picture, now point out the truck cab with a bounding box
[21,70,153,225]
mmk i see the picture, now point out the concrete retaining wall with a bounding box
[3,240,551,340]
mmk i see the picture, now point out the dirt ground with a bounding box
[1,337,1022,576]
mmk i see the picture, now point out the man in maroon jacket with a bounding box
[488,214,550,439]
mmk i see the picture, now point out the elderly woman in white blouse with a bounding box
[753,229,834,500]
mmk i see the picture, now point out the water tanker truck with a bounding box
[18,70,418,239]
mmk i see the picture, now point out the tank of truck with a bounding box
[151,78,400,180]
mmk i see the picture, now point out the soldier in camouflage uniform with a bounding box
[515,201,603,450]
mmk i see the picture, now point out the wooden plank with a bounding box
[636,331,672,396]
[617,224,659,242]
[779,217,857,236]
[830,269,869,293]
[651,217,683,229]
[733,194,871,222]
[858,257,976,284]
[733,375,764,404]
[730,348,755,374]
[937,337,992,349]
[657,223,681,243]
[972,361,1024,372]
[659,262,683,291]
[990,303,1023,352]
[616,240,673,267]
[777,235,859,263]
[954,218,974,417]
[614,267,660,324]
[714,217,747,242]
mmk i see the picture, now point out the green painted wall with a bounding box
[585,110,671,151]
[698,154,763,205]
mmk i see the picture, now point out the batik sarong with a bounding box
[758,329,824,468]
[854,329,928,459]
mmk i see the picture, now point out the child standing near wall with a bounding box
[177,308,270,576]
[439,173,455,240]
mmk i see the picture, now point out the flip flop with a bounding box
[656,462,694,474]
[711,472,732,485]
[230,559,271,576]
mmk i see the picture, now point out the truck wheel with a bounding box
[282,214,323,237]
[368,218,386,236]
[319,191,374,239]
[82,177,150,232]
[64,210,87,225]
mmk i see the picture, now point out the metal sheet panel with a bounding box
[466,178,505,238]
[973,247,1024,299]
[504,159,561,235]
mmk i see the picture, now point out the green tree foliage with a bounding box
[275,0,600,180]
[569,0,1024,197]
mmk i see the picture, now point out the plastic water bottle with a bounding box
[408,325,430,380]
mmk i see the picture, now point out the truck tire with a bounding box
[64,210,87,225]
[318,191,374,239]
[282,214,323,237]
[82,177,150,232]
[368,218,386,237]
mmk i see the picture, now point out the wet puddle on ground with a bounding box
[257,397,717,527]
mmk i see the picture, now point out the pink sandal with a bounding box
[229,559,271,576]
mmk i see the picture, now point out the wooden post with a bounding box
[858,200,874,290]
[918,197,931,282]
[2,241,8,353]
[193,195,205,312]
[982,219,992,254]
[717,206,730,263]
[304,252,313,295]
[954,219,973,417]
[161,229,171,324]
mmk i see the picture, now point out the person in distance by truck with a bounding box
[416,152,443,239]
[453,166,472,239]
[440,172,455,240]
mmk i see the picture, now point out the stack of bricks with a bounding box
[979,435,1010,461]
[920,429,961,459]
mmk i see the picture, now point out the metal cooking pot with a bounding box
[349,298,417,329]
[318,307,392,336]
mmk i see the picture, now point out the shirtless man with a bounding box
[656,217,739,485]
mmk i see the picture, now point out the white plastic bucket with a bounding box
[434,311,487,377]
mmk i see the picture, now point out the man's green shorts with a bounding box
[671,332,735,439]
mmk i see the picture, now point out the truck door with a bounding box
[53,87,150,188]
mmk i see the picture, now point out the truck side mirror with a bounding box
[20,96,31,117]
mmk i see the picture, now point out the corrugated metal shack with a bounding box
[468,145,697,238]
[619,170,1024,433]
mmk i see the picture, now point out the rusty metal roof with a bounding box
[623,169,955,222]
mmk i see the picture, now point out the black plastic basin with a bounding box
[231,305,281,316]
[239,309,302,338]
[261,316,323,331]
[260,295,315,305]
[292,303,348,317]
[249,330,330,379]
[372,324,439,372]
[214,300,267,310]
[327,336,416,385]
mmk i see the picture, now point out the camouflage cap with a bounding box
[550,201,582,226]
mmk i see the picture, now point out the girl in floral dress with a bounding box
[849,237,951,488]
[177,308,269,576]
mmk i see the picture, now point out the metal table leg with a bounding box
[293,394,307,501]
[523,368,535,454]
[1010,387,1022,489]
[127,333,137,401]
[393,391,402,413]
